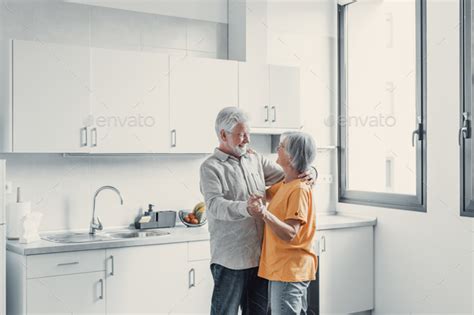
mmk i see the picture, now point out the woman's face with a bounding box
[276,139,292,168]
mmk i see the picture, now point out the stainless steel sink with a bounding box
[42,232,114,243]
[42,230,170,243]
[106,230,170,239]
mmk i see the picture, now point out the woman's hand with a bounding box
[247,195,265,218]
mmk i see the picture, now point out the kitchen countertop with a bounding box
[316,213,377,231]
[7,224,211,256]
[7,214,376,256]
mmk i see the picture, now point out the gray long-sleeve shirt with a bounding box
[199,148,284,270]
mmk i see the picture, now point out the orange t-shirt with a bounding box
[258,179,318,282]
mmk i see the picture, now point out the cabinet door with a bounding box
[172,260,213,315]
[90,48,170,153]
[170,56,238,153]
[105,243,188,314]
[238,62,270,128]
[27,271,106,314]
[319,226,374,314]
[269,65,301,129]
[13,40,90,153]
[0,225,4,315]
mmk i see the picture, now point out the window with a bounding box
[337,0,426,211]
[461,0,474,217]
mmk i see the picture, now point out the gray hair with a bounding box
[215,107,249,139]
[281,132,317,173]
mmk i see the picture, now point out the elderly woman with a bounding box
[248,131,318,315]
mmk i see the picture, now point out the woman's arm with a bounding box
[262,210,301,242]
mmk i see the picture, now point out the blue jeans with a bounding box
[269,281,310,315]
[210,263,269,315]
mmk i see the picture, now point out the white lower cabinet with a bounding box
[175,260,213,315]
[318,226,374,314]
[172,241,213,315]
[105,243,188,314]
[7,241,213,315]
[27,272,106,314]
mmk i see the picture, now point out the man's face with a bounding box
[224,123,250,157]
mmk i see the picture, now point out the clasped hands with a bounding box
[247,195,267,219]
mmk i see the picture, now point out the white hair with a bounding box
[215,107,249,140]
[281,131,317,173]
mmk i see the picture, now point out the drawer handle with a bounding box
[57,261,79,267]
[320,236,326,253]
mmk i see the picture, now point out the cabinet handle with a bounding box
[57,261,79,267]
[109,255,115,276]
[264,106,269,122]
[188,268,196,288]
[171,129,177,148]
[320,236,326,253]
[91,128,98,147]
[80,127,88,147]
[99,279,104,300]
[271,106,276,123]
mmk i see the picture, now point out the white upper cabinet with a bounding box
[238,62,301,131]
[90,48,170,153]
[238,62,271,128]
[12,40,90,153]
[6,40,298,153]
[170,56,238,153]
[269,65,301,129]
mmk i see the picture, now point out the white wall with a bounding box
[338,0,474,313]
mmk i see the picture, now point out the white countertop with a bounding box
[7,214,376,256]
[7,225,211,256]
[316,213,377,231]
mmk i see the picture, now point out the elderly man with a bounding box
[199,107,315,315]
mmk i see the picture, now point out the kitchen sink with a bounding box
[106,230,170,239]
[42,232,114,243]
[42,230,170,243]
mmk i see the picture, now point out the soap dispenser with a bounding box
[145,204,155,216]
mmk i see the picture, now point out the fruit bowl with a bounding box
[178,210,207,227]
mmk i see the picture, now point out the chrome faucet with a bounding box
[90,185,124,235]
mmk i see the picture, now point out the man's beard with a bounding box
[232,144,248,157]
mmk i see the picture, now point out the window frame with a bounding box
[460,0,474,217]
[337,0,427,212]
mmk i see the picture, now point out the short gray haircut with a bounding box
[215,107,249,139]
[281,132,317,173]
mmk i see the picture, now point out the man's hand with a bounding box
[298,166,318,186]
[247,195,264,218]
